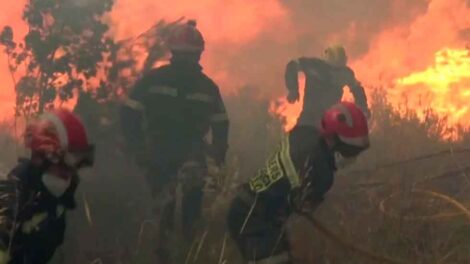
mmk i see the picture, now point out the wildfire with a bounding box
[273,47,470,133]
[272,0,470,137]
[0,0,26,120]
[0,0,290,121]
[1,0,470,140]
[269,76,305,131]
[393,48,470,126]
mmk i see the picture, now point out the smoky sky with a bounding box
[206,0,430,97]
[0,0,462,120]
[285,0,429,55]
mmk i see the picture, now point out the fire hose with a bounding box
[294,183,470,263]
[379,189,470,222]
[291,182,410,264]
[295,210,410,264]
[350,147,470,174]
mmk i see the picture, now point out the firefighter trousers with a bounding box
[150,152,207,264]
[227,193,292,264]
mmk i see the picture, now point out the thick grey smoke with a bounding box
[208,0,429,97]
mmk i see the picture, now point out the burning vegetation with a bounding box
[0,0,469,263]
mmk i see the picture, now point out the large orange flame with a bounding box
[109,0,291,94]
[0,0,291,121]
[1,0,470,141]
[355,0,470,138]
[393,48,470,126]
[0,0,26,120]
[273,0,470,138]
[269,76,305,131]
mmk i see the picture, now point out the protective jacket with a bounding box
[121,60,229,166]
[228,125,336,262]
[244,125,335,217]
[285,57,369,127]
[0,159,77,264]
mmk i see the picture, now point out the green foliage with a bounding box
[1,0,115,116]
[4,1,470,263]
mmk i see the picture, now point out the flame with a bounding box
[2,0,470,140]
[269,76,305,131]
[393,48,470,126]
[0,0,291,122]
[353,0,470,138]
[110,0,289,44]
[353,0,470,85]
[109,0,292,94]
[0,0,26,120]
[272,0,470,137]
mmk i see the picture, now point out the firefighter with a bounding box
[0,109,94,264]
[285,45,370,128]
[120,20,229,263]
[227,102,369,263]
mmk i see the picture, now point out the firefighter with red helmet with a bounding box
[285,45,371,128]
[0,109,94,264]
[120,20,229,263]
[227,102,369,263]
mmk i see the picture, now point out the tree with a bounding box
[0,0,115,116]
[1,2,198,262]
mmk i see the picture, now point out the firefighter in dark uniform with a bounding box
[120,20,229,263]
[0,109,94,264]
[227,102,370,263]
[285,45,371,128]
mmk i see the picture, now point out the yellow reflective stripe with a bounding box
[57,205,65,217]
[266,152,281,181]
[123,98,144,111]
[279,136,301,188]
[249,148,280,192]
[22,212,48,234]
[248,136,300,193]
[248,168,271,193]
[211,112,228,122]
[0,249,9,263]
[186,93,213,103]
[148,85,178,97]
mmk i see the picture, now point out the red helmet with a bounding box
[321,101,369,151]
[25,108,94,167]
[167,20,205,52]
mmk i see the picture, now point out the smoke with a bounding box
[107,0,432,97]
[353,0,470,85]
[109,0,293,94]
[0,0,469,119]
[283,0,427,55]
[228,0,430,97]
[0,0,26,119]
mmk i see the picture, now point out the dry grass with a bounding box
[0,88,467,263]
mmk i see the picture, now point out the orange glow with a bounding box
[2,0,470,140]
[0,0,291,123]
[273,0,470,138]
[0,0,27,120]
[353,0,470,138]
[270,76,305,131]
[393,48,470,126]
[110,0,289,44]
[109,0,291,94]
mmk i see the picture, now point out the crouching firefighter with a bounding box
[0,109,94,264]
[285,45,370,128]
[120,20,229,263]
[227,102,369,263]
